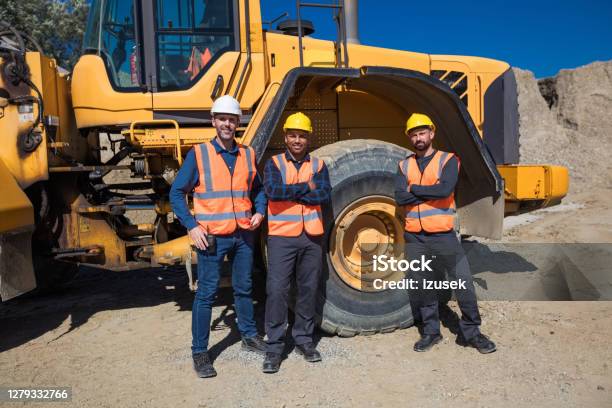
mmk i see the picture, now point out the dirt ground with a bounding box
[503,189,612,243]
[1,189,612,408]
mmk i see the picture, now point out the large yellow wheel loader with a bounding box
[0,0,568,336]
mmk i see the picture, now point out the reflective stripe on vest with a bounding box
[268,210,323,222]
[405,208,456,218]
[193,191,249,199]
[399,150,458,233]
[192,142,256,235]
[267,154,324,237]
[195,210,251,221]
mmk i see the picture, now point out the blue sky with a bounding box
[261,0,612,78]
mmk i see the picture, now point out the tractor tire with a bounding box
[312,140,414,336]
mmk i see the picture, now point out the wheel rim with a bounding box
[330,195,405,292]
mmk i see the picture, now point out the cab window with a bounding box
[155,0,237,90]
[83,0,140,90]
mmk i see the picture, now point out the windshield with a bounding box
[155,0,237,90]
[83,0,140,90]
[82,0,237,92]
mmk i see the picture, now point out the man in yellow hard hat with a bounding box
[395,113,496,354]
[261,112,331,373]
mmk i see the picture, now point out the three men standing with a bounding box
[170,94,494,379]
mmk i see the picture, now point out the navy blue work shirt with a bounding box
[263,150,331,205]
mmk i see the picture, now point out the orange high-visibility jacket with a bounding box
[399,150,458,233]
[193,141,256,235]
[267,154,324,237]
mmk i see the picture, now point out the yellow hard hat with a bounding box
[283,112,313,133]
[405,113,435,134]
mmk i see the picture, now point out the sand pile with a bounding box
[514,61,612,193]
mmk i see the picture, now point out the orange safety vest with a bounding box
[267,154,325,237]
[399,150,458,233]
[193,141,256,235]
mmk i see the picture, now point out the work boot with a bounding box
[262,352,282,374]
[414,334,443,352]
[193,352,217,378]
[295,342,322,362]
[241,335,266,355]
[462,333,496,354]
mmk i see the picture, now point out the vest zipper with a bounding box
[416,150,436,233]
[230,168,237,228]
[417,169,424,232]
[228,155,238,231]
[298,162,305,233]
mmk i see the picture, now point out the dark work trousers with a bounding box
[265,232,322,354]
[405,231,481,340]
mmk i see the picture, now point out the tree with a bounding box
[0,0,89,70]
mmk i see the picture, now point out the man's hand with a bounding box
[189,226,209,250]
[407,184,412,193]
[307,178,317,191]
[249,213,264,230]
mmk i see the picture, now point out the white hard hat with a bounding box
[211,95,242,116]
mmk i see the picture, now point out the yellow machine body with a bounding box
[1,0,568,323]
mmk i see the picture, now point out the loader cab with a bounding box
[82,0,239,92]
[73,0,264,129]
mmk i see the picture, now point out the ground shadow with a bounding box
[0,263,267,354]
[0,265,192,352]
[461,241,538,275]
[206,289,267,362]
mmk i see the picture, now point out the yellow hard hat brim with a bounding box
[405,124,435,134]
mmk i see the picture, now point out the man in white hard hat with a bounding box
[170,95,267,378]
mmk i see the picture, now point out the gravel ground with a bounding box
[2,189,612,408]
[1,261,611,407]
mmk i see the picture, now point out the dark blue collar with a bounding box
[414,149,437,161]
[212,137,239,155]
[284,149,310,163]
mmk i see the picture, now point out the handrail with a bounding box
[296,0,349,68]
[233,0,252,99]
[128,119,182,165]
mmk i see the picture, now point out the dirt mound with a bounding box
[513,68,571,166]
[514,61,612,193]
[544,61,612,137]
